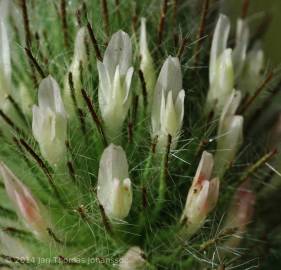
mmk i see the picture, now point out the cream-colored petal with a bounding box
[209,14,230,84]
[103,30,132,78]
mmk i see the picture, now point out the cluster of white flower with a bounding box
[0,4,261,266]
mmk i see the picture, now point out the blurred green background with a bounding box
[221,0,281,66]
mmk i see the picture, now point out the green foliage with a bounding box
[0,0,281,269]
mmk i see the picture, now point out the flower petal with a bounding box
[103,30,132,78]
[209,14,230,84]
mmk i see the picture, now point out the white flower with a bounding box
[0,3,12,109]
[207,14,234,115]
[181,151,219,237]
[239,43,264,95]
[119,246,146,270]
[214,90,243,178]
[209,14,230,86]
[97,31,134,142]
[151,56,185,151]
[0,162,50,240]
[232,19,250,78]
[207,48,234,116]
[140,17,156,104]
[32,76,67,166]
[64,27,87,113]
[97,144,132,220]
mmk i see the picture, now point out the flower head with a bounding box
[151,56,185,151]
[0,162,50,240]
[214,90,243,178]
[181,151,219,237]
[207,14,234,116]
[97,31,134,142]
[97,144,132,220]
[64,27,87,113]
[32,76,67,166]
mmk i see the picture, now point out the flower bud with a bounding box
[239,43,264,95]
[207,14,234,115]
[140,17,156,104]
[223,180,255,249]
[209,14,230,86]
[32,76,67,166]
[232,19,249,78]
[214,90,243,178]
[181,151,220,237]
[119,246,146,270]
[0,162,50,240]
[97,144,132,220]
[207,48,234,116]
[97,31,134,142]
[151,56,185,151]
[64,27,87,113]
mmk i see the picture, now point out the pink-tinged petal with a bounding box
[206,177,220,213]
[0,162,49,240]
[225,180,255,231]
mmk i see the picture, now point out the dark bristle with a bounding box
[128,121,133,144]
[87,22,103,61]
[172,0,179,47]
[47,228,64,245]
[19,0,32,48]
[194,0,210,66]
[138,70,148,108]
[19,139,64,205]
[142,186,148,209]
[60,0,69,48]
[68,72,78,108]
[157,0,168,47]
[242,0,250,19]
[247,79,281,130]
[238,71,274,115]
[239,149,277,184]
[67,161,76,184]
[0,109,23,135]
[101,0,110,38]
[151,135,158,154]
[177,37,189,59]
[98,204,113,235]
[81,88,108,146]
[24,47,46,79]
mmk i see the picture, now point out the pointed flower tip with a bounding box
[98,30,133,141]
[195,151,214,183]
[181,151,219,236]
